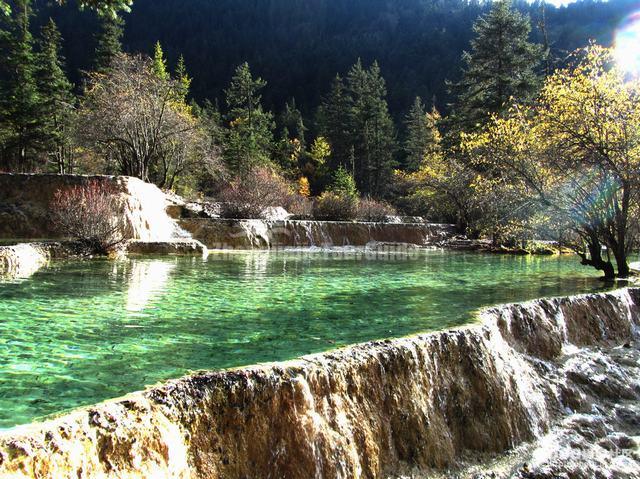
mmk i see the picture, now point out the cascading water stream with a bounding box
[179,218,456,249]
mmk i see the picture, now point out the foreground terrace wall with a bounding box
[180,218,456,248]
[0,174,181,242]
[0,289,637,478]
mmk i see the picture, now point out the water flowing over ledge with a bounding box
[0,173,455,255]
[179,218,456,249]
[0,288,638,478]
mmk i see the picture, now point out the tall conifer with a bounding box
[346,60,396,197]
[36,18,75,172]
[0,0,43,171]
[404,97,441,172]
[223,62,274,174]
[152,41,168,80]
[94,13,123,73]
[317,74,353,172]
[449,0,545,133]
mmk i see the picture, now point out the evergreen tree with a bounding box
[223,62,274,174]
[274,98,306,177]
[0,0,44,171]
[449,0,545,133]
[403,97,427,172]
[317,74,353,173]
[94,13,123,74]
[174,54,191,103]
[193,99,225,150]
[346,60,396,197]
[330,165,358,199]
[152,40,168,80]
[279,98,306,148]
[1,0,132,17]
[36,18,76,173]
[403,97,441,172]
[273,127,301,177]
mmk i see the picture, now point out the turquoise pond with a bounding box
[0,250,611,429]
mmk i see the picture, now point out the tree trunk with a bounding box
[612,244,630,277]
[577,234,615,280]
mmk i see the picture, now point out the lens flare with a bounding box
[614,12,640,76]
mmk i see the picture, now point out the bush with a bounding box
[50,180,124,254]
[313,191,358,221]
[218,166,292,219]
[286,194,313,219]
[357,198,397,222]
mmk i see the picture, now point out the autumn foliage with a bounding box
[51,180,124,254]
[218,167,293,219]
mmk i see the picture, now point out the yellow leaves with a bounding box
[298,176,311,198]
[167,98,193,117]
[289,138,303,162]
[310,136,331,165]
[230,116,247,128]
[537,45,640,171]
[466,44,640,186]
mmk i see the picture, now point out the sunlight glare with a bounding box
[614,12,640,76]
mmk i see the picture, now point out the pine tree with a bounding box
[152,40,168,80]
[449,0,545,133]
[279,98,306,148]
[317,74,352,172]
[0,0,44,171]
[346,60,396,197]
[274,98,307,177]
[403,97,427,171]
[174,54,191,103]
[404,97,441,172]
[36,18,76,173]
[1,0,132,17]
[330,165,358,199]
[223,62,274,175]
[94,13,123,74]
[193,99,225,150]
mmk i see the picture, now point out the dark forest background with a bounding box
[34,0,638,120]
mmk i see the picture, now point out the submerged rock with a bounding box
[0,289,638,478]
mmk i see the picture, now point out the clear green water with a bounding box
[0,250,609,429]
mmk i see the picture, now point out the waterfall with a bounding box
[179,218,457,249]
[237,219,274,247]
[121,177,193,241]
[1,289,637,478]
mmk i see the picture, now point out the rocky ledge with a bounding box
[179,218,455,249]
[0,242,93,278]
[0,288,638,478]
[0,239,208,279]
[0,173,185,242]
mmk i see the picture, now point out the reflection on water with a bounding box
[0,251,612,429]
[242,251,270,279]
[124,260,176,312]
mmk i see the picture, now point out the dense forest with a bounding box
[1,0,640,278]
[33,0,639,117]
